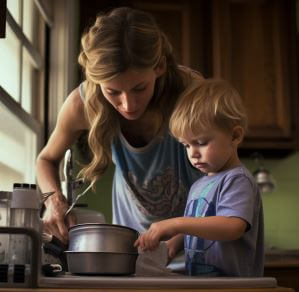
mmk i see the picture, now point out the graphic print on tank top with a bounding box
[184,178,223,276]
[127,167,188,218]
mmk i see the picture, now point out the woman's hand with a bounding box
[42,191,76,244]
[134,218,179,251]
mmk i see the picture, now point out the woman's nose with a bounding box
[121,93,136,111]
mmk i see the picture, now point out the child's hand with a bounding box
[134,219,178,251]
[165,234,184,262]
[134,231,160,252]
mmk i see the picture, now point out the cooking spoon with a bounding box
[64,183,93,217]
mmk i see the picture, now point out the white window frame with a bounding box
[0,0,48,187]
[48,0,79,133]
[0,0,79,189]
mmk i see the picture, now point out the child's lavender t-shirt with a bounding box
[184,165,264,277]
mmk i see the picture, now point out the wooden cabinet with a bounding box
[210,0,299,151]
[132,0,299,151]
[264,266,299,292]
[264,251,299,292]
[133,0,299,152]
[129,0,206,73]
[79,0,299,152]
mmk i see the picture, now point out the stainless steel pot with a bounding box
[65,223,139,275]
[65,251,138,275]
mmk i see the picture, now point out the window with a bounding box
[0,0,46,191]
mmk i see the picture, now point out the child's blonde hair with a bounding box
[169,79,248,139]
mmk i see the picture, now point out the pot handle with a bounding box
[135,230,140,241]
[42,233,68,270]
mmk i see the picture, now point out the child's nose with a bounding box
[190,147,200,158]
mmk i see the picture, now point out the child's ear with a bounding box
[232,126,244,145]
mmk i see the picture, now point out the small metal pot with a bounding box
[66,223,139,275]
[65,251,138,275]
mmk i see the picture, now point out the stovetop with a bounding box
[38,273,277,289]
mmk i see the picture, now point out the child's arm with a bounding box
[174,216,247,240]
[135,216,247,251]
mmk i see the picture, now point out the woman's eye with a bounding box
[107,90,119,96]
[133,86,146,92]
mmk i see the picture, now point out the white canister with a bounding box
[9,183,42,264]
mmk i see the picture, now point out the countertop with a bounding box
[0,288,295,292]
[0,246,298,291]
[265,248,299,268]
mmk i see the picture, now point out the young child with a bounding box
[135,79,264,277]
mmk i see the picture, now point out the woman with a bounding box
[36,7,203,245]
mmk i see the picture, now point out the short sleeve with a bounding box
[216,175,256,229]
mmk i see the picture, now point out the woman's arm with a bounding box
[135,216,247,251]
[36,87,88,243]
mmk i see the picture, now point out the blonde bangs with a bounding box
[169,79,248,140]
[169,82,215,139]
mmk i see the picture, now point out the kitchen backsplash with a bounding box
[79,151,299,250]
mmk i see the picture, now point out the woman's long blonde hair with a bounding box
[78,7,184,186]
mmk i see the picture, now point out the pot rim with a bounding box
[68,223,139,234]
[64,251,139,255]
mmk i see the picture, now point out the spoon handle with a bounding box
[64,183,92,217]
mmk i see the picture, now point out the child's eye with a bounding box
[197,140,208,146]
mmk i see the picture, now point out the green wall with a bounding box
[71,142,114,224]
[242,152,299,250]
[77,163,114,224]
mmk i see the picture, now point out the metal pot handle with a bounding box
[42,233,68,270]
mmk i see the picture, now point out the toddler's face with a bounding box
[179,127,239,176]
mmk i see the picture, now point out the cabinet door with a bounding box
[264,266,299,292]
[130,0,206,72]
[211,0,298,149]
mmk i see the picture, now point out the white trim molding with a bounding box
[48,0,79,134]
